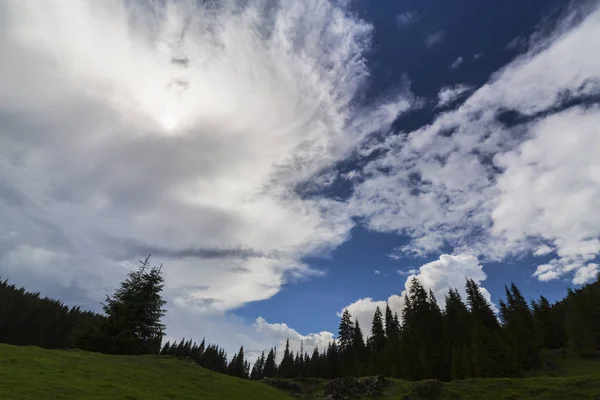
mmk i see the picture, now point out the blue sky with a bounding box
[1,0,599,359]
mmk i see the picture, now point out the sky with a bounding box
[1,0,599,361]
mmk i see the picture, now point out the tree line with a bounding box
[242,275,600,381]
[1,255,599,382]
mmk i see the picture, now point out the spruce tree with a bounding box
[279,339,295,378]
[465,278,504,377]
[444,288,471,379]
[500,283,540,372]
[370,306,386,351]
[338,309,355,352]
[250,351,266,380]
[160,340,171,355]
[263,348,277,378]
[309,347,320,378]
[101,255,167,355]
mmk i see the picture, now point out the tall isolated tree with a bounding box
[102,255,167,355]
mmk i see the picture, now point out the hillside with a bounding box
[2,344,600,400]
[0,344,288,400]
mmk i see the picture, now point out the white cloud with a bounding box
[436,84,474,108]
[396,11,418,29]
[397,268,418,276]
[342,254,492,335]
[450,56,463,70]
[254,317,334,356]
[349,3,600,284]
[0,0,413,313]
[573,263,599,285]
[425,31,445,48]
[494,106,600,281]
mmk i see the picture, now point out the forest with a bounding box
[1,255,599,382]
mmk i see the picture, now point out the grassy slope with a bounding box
[384,376,600,399]
[0,344,288,400]
[2,344,600,399]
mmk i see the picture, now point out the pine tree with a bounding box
[326,341,340,378]
[160,340,171,355]
[385,303,396,340]
[308,347,320,378]
[338,309,355,352]
[370,306,386,351]
[500,283,540,372]
[250,351,266,380]
[101,255,167,355]
[465,278,504,377]
[279,339,295,378]
[444,288,471,379]
[263,348,277,378]
[233,346,247,378]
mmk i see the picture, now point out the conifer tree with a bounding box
[263,348,277,378]
[250,351,266,380]
[465,278,504,377]
[444,288,471,379]
[279,339,295,378]
[500,283,540,372]
[160,340,171,355]
[309,346,321,378]
[370,306,386,351]
[101,255,167,355]
[338,309,355,352]
[351,319,367,376]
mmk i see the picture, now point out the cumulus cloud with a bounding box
[254,317,334,355]
[342,254,492,335]
[349,3,600,284]
[0,0,413,318]
[436,84,474,108]
[493,106,600,282]
[425,31,445,48]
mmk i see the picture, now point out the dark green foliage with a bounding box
[338,309,354,352]
[263,347,277,378]
[227,346,248,378]
[100,255,167,355]
[250,351,266,380]
[370,306,386,351]
[279,339,295,378]
[3,256,600,385]
[0,278,101,349]
[500,283,540,372]
[352,319,367,376]
[401,279,445,380]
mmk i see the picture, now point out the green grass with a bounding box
[383,376,600,399]
[526,349,600,377]
[0,344,289,400]
[2,344,600,399]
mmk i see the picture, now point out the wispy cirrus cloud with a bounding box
[425,31,445,48]
[436,84,474,108]
[396,11,419,29]
[0,0,413,352]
